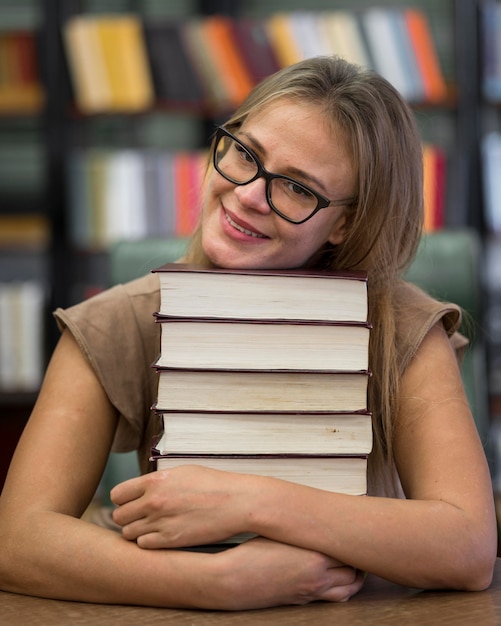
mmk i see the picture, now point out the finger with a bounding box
[111,501,147,528]
[136,532,168,550]
[319,569,365,603]
[109,475,146,506]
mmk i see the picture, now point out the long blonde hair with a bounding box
[186,56,424,495]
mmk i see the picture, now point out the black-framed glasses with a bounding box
[213,126,355,224]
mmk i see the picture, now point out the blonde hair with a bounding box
[186,56,424,495]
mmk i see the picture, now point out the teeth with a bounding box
[225,211,266,238]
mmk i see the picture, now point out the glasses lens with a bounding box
[269,177,318,221]
[215,134,258,184]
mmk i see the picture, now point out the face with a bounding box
[201,99,356,270]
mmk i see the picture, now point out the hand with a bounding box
[213,537,365,609]
[110,465,253,548]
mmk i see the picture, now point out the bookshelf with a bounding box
[0,0,497,487]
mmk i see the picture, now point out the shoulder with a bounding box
[53,273,160,377]
[54,273,159,333]
[392,280,467,372]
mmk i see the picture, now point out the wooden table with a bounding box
[1,559,500,625]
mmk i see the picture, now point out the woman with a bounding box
[0,57,496,609]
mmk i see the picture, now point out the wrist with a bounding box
[238,474,283,539]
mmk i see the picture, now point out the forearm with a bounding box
[0,510,220,608]
[247,477,497,591]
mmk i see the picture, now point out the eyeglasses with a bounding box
[213,126,355,224]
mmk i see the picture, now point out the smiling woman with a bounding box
[0,56,496,610]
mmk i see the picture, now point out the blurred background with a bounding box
[0,0,500,512]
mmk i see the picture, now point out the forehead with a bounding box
[238,99,355,190]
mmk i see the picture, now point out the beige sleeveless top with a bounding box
[54,273,466,474]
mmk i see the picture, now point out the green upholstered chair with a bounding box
[101,228,490,495]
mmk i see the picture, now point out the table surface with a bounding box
[1,559,500,625]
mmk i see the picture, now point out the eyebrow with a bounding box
[237,130,330,196]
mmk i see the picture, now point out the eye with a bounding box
[288,181,315,199]
[234,142,255,164]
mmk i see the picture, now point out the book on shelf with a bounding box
[201,15,254,110]
[359,8,416,101]
[265,13,303,68]
[173,152,205,237]
[142,20,205,108]
[0,31,44,113]
[317,10,373,69]
[0,214,50,250]
[155,316,370,371]
[152,263,368,322]
[229,17,281,84]
[63,14,154,113]
[154,410,373,456]
[0,281,45,392]
[404,8,448,103]
[155,368,370,413]
[180,18,232,113]
[288,11,326,61]
[482,132,501,235]
[423,143,446,232]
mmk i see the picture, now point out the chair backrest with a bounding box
[109,237,190,285]
[404,228,482,326]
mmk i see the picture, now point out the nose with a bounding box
[233,176,272,214]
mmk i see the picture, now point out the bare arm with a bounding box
[0,330,363,609]
[112,323,497,590]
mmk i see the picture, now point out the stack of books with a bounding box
[150,264,373,546]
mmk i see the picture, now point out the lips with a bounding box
[224,209,267,239]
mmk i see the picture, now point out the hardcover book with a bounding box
[154,368,370,413]
[155,317,370,372]
[154,410,373,456]
[150,453,368,497]
[152,263,368,322]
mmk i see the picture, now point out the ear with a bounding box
[327,213,348,246]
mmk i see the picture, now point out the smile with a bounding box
[224,211,266,238]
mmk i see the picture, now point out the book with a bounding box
[64,14,154,114]
[155,317,370,372]
[387,8,426,103]
[422,143,446,232]
[181,18,232,113]
[359,8,415,100]
[152,264,368,322]
[482,132,501,235]
[265,13,303,68]
[154,410,373,456]
[0,31,44,113]
[229,18,280,84]
[95,15,154,112]
[403,8,448,104]
[150,453,368,497]
[317,11,373,69]
[200,15,254,109]
[288,11,326,60]
[0,281,45,392]
[63,16,111,113]
[0,214,49,250]
[155,367,369,413]
[143,20,205,108]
